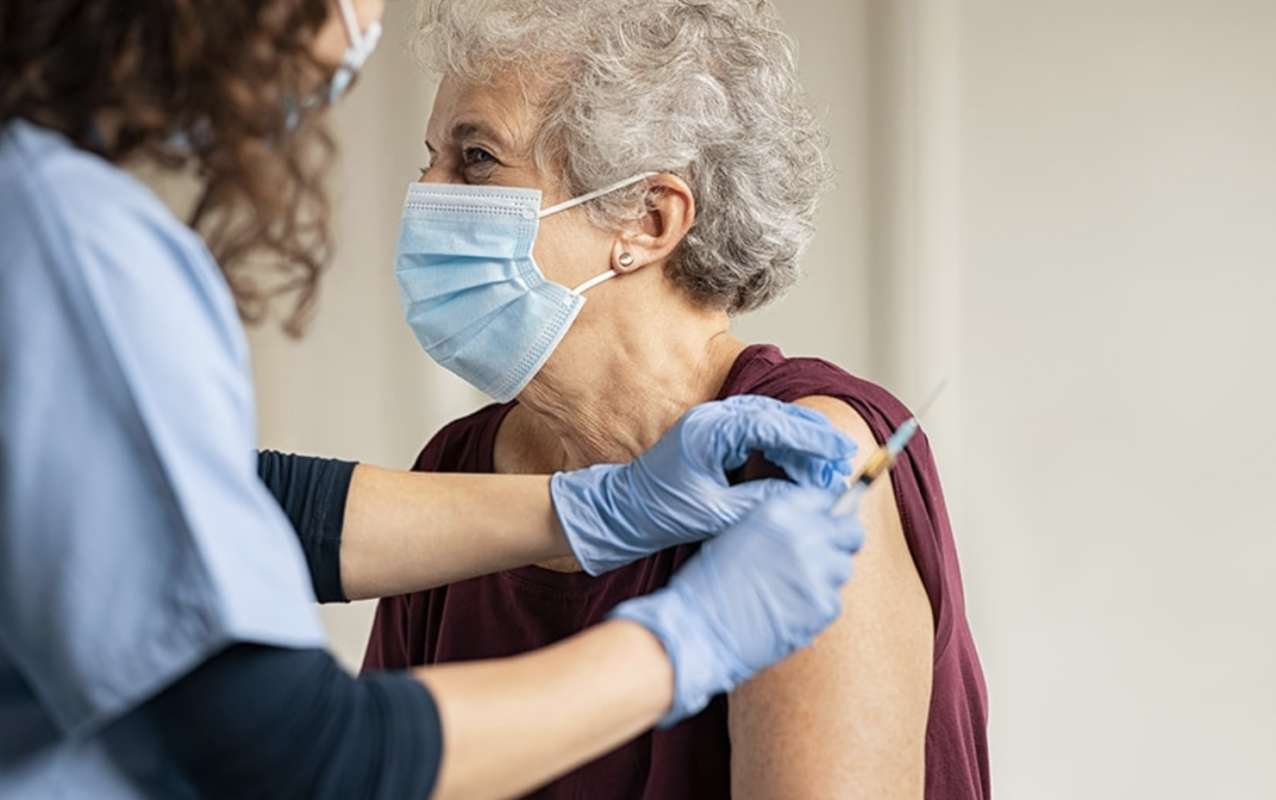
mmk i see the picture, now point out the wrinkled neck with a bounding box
[515,313,744,469]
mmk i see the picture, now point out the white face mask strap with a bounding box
[337,0,363,48]
[538,172,660,219]
[571,270,618,295]
[336,0,381,65]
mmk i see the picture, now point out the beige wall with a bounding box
[248,1,1276,796]
[957,2,1276,797]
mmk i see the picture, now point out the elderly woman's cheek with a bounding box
[534,215,613,287]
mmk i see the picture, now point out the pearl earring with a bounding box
[618,252,635,268]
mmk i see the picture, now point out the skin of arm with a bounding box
[338,466,573,600]
[728,396,935,800]
[418,619,674,800]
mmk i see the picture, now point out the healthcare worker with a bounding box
[0,2,867,799]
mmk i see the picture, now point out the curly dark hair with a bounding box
[0,0,341,335]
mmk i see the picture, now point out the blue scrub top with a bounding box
[0,121,326,796]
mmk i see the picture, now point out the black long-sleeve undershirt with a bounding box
[256,449,356,603]
[140,645,441,800]
[169,451,444,797]
[118,455,442,797]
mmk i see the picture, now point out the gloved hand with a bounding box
[550,395,856,575]
[609,485,865,727]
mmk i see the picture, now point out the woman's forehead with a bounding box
[426,71,543,148]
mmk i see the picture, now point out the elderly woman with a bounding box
[366,0,988,798]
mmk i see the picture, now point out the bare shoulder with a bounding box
[728,392,934,799]
[790,395,879,474]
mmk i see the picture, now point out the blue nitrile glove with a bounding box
[550,395,856,575]
[609,485,865,727]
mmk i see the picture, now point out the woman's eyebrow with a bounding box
[451,121,520,153]
[425,121,524,160]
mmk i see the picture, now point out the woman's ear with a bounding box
[611,173,695,273]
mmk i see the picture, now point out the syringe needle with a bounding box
[912,377,949,422]
[830,379,949,517]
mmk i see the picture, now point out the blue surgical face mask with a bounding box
[394,173,654,402]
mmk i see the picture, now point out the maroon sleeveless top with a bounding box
[363,344,990,799]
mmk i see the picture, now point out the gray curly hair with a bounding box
[413,0,832,314]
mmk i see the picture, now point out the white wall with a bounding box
[958,2,1276,797]
[248,1,1276,796]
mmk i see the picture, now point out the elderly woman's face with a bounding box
[420,72,617,289]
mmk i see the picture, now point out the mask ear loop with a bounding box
[571,270,618,295]
[337,0,365,50]
[336,0,382,68]
[538,172,659,218]
[543,171,659,296]
[327,0,382,104]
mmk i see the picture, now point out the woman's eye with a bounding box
[463,147,495,167]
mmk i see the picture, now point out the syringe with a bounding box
[831,381,947,517]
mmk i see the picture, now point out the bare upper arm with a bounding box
[727,395,934,800]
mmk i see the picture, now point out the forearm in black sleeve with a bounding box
[256,450,357,602]
[142,644,441,800]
